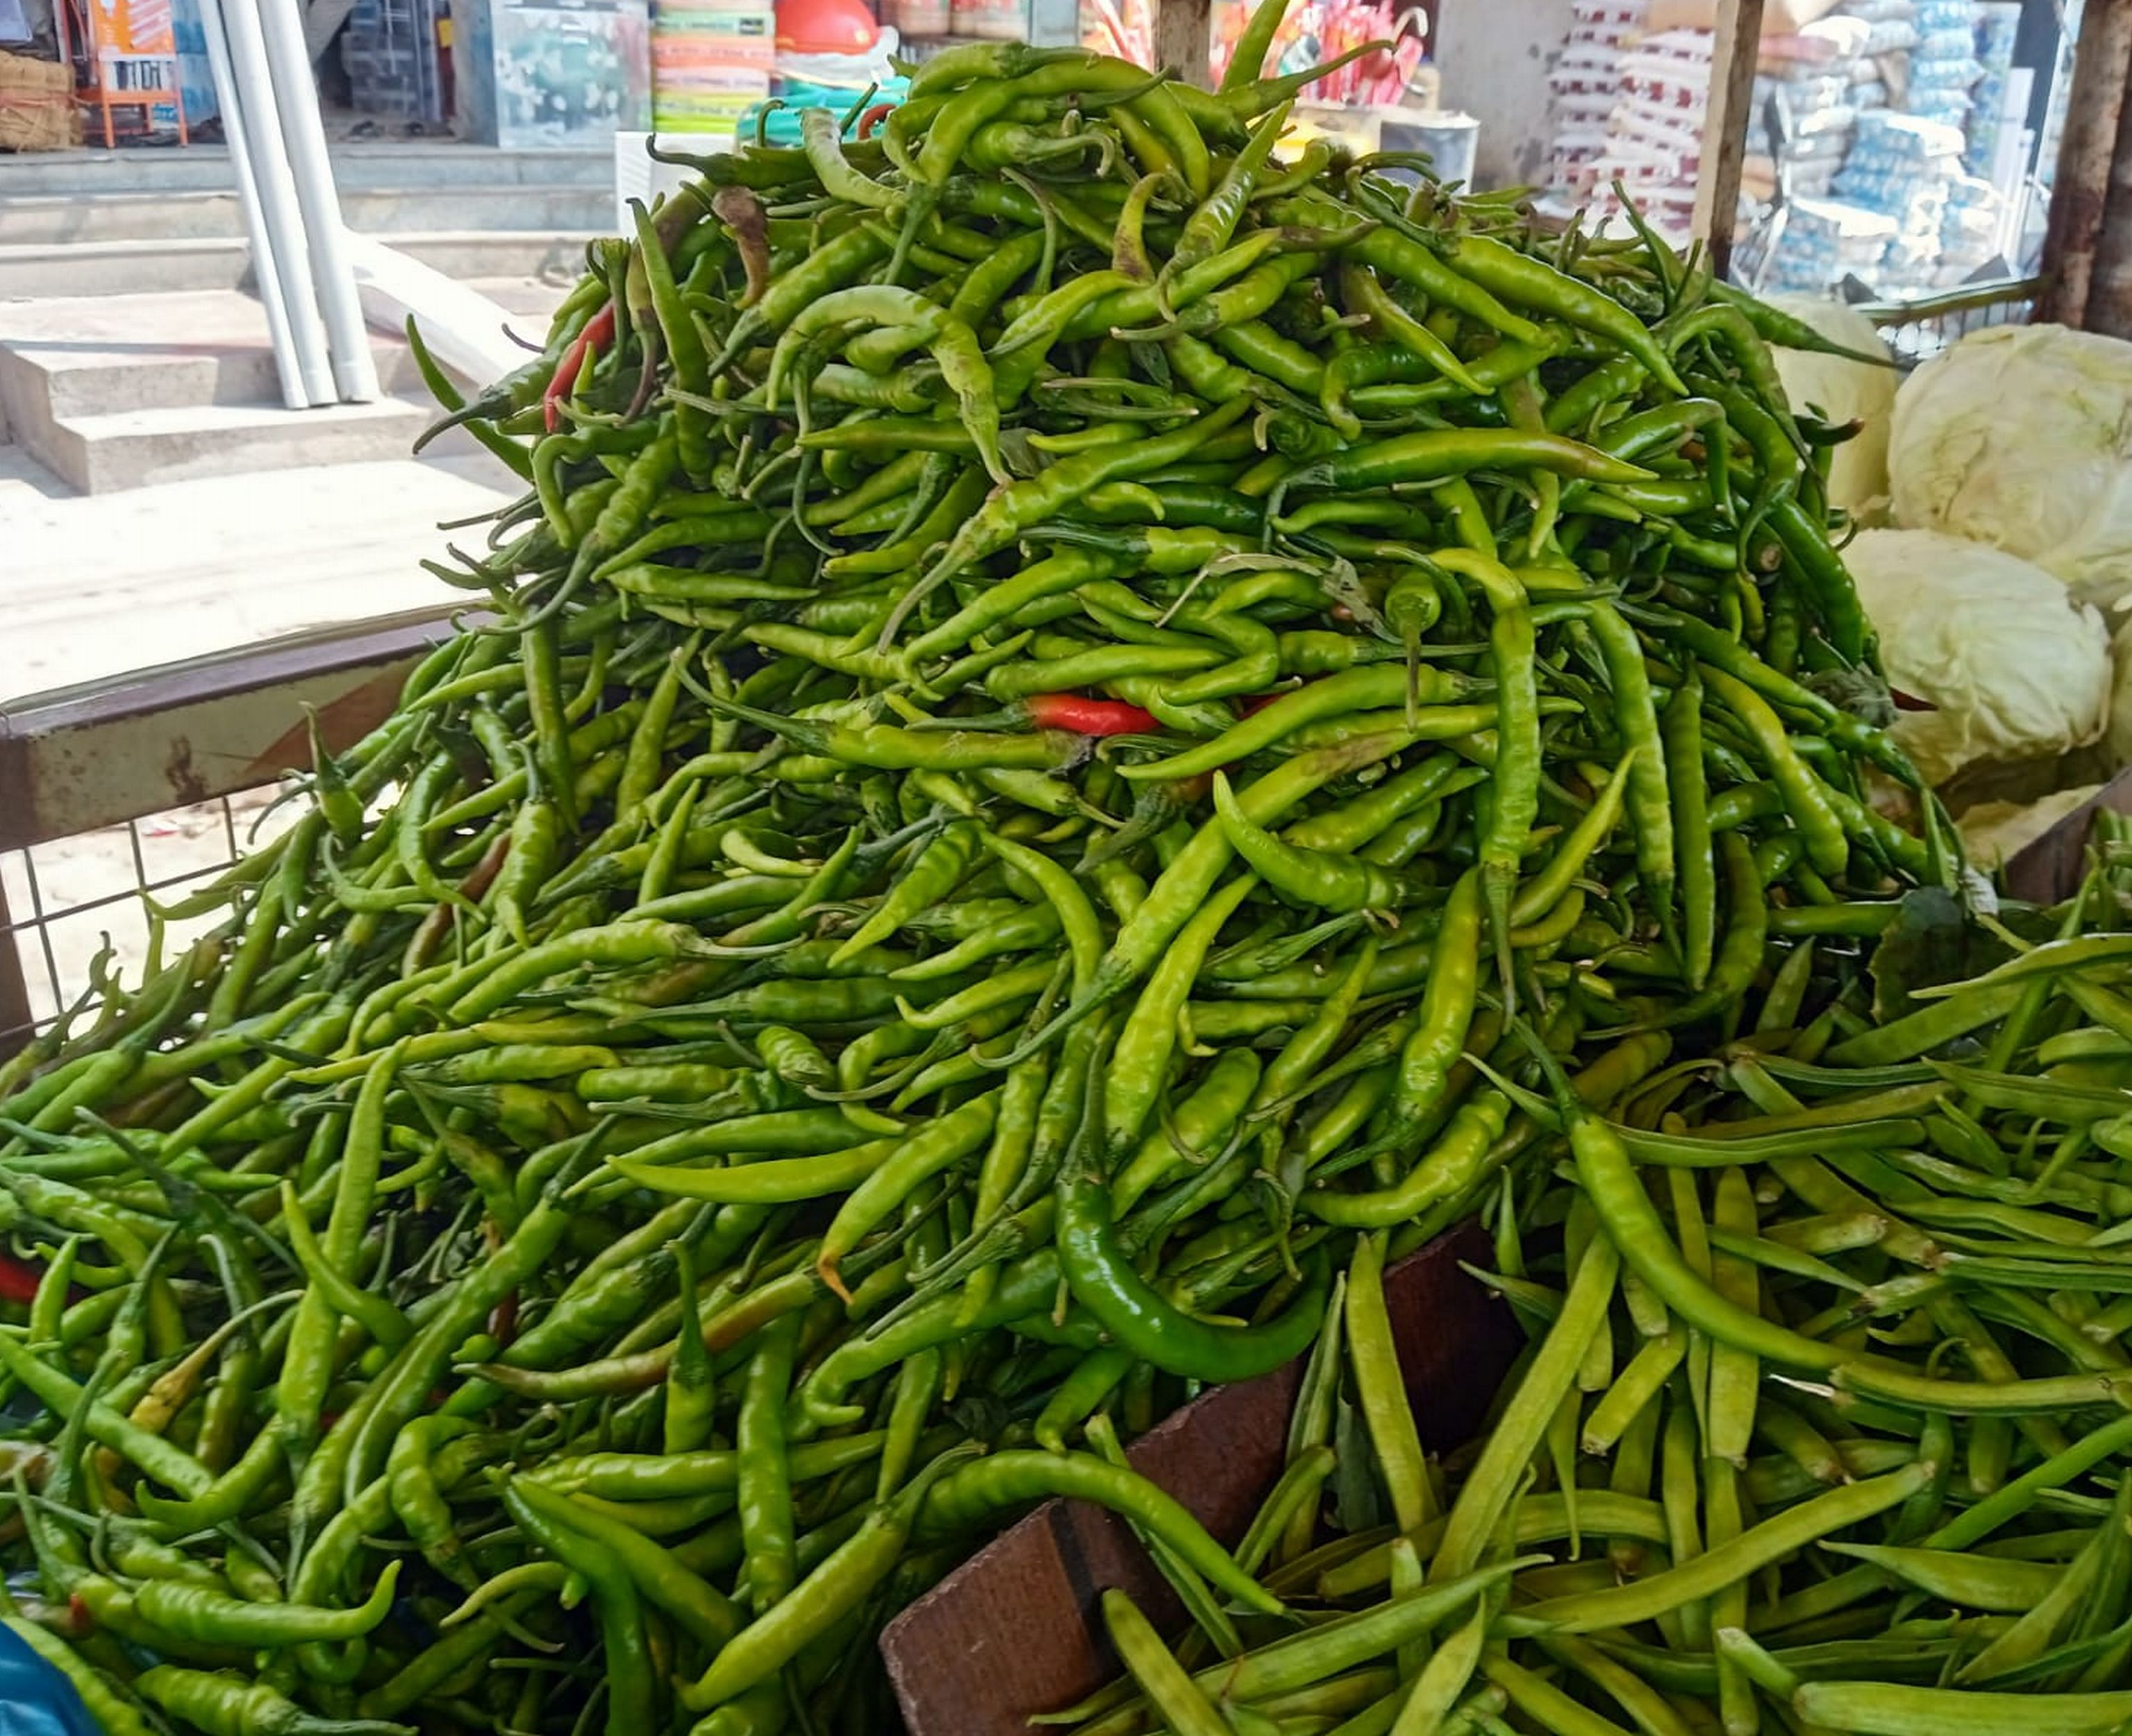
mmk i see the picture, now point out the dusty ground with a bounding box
[1,446,522,1034]
[0,449,517,699]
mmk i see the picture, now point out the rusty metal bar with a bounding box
[2038,0,2132,327]
[0,874,33,1055]
[0,607,464,853]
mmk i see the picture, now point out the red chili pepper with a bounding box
[1022,694,1160,736]
[856,102,895,140]
[1891,690,1935,714]
[489,1292,520,1350]
[0,1251,42,1306]
[542,302,617,433]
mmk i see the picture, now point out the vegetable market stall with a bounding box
[12,17,2132,1736]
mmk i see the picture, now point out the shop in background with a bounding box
[0,0,658,147]
[0,0,191,148]
[1736,0,2044,293]
[0,0,1474,160]
[1539,0,1710,241]
[1531,0,2056,291]
[1206,0,1467,175]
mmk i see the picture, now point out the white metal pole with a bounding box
[253,0,382,404]
[219,0,338,406]
[194,0,307,410]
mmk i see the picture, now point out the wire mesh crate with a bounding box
[1858,274,2041,365]
[1,791,295,1040]
[0,610,460,1058]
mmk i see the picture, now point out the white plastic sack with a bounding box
[1846,528,2113,785]
[1888,324,2132,608]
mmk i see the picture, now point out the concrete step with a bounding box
[0,235,253,297]
[463,275,576,320]
[0,142,612,199]
[0,289,434,424]
[1,451,513,699]
[0,231,599,297]
[0,183,616,246]
[0,281,567,490]
[41,397,441,493]
[0,289,285,421]
[393,230,600,281]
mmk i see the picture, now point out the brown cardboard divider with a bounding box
[880,1220,1522,1736]
[2003,762,2132,903]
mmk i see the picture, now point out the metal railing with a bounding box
[0,607,461,1055]
[1859,276,2042,365]
[2,791,277,1038]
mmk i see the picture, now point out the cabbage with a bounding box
[1765,294,1897,517]
[1888,324,2132,606]
[1846,528,2113,785]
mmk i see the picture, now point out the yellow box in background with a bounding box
[1290,101,1381,157]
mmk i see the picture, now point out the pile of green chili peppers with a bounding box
[0,6,2098,1731]
[1060,840,2132,1736]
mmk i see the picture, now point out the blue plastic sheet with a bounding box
[0,1625,101,1736]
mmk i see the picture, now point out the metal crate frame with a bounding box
[0,607,465,1057]
[1859,276,2043,365]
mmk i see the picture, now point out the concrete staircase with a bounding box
[0,144,594,492]
[0,142,612,294]
[0,278,566,492]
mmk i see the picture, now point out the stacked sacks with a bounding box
[1579,24,1713,240]
[1832,0,1915,176]
[1966,0,2019,172]
[1764,191,1899,291]
[1748,13,1873,201]
[1545,0,1649,206]
[1936,170,2004,284]
[1838,0,1918,81]
[1833,108,1967,291]
[1906,0,1985,132]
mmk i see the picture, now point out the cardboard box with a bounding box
[650,91,758,131]
[651,57,772,94]
[0,49,76,151]
[879,1221,1522,1736]
[2004,765,2132,903]
[652,4,773,42]
[649,1,767,131]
